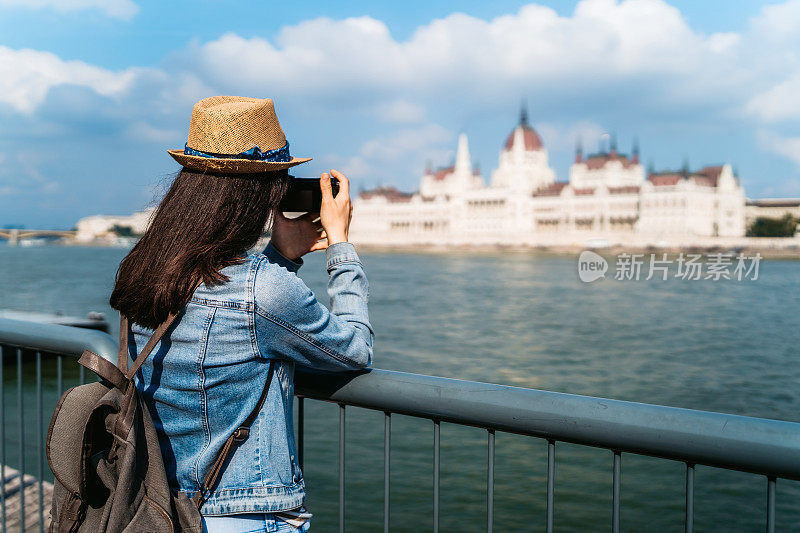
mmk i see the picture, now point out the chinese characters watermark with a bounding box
[578,251,761,283]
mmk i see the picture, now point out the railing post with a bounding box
[766,476,776,533]
[487,429,495,533]
[433,419,440,533]
[37,351,44,532]
[685,463,694,533]
[339,404,345,533]
[384,412,391,533]
[546,440,555,533]
[17,348,25,532]
[57,355,63,399]
[612,451,621,533]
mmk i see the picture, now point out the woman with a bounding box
[109,96,373,532]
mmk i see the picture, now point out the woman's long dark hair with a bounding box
[110,168,289,329]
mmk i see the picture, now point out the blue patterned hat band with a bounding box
[184,141,291,163]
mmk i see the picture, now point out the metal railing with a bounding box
[0,318,116,531]
[1,317,800,532]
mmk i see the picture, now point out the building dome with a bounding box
[504,124,543,151]
[503,104,543,151]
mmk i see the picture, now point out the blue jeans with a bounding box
[202,513,311,533]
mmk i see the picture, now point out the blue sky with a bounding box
[2,0,800,228]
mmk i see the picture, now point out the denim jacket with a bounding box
[129,241,373,515]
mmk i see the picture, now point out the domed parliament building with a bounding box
[349,107,746,248]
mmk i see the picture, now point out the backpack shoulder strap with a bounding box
[192,359,275,510]
[78,350,127,390]
[123,313,178,380]
[80,313,178,391]
[117,315,129,371]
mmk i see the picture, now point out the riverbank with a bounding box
[353,239,800,259]
[23,234,800,259]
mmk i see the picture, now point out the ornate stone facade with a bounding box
[350,108,746,247]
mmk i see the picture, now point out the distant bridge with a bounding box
[0,228,76,245]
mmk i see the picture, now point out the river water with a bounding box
[1,245,799,532]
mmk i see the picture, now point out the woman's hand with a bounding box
[269,169,351,260]
[320,169,352,245]
[270,211,328,261]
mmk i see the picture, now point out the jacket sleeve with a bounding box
[254,242,374,371]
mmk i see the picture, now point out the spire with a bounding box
[575,138,583,163]
[681,157,690,177]
[632,138,640,164]
[455,133,472,174]
[519,99,529,127]
[647,160,655,176]
[609,132,617,157]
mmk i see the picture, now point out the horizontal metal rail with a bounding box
[294,369,800,481]
[0,318,117,360]
[2,317,799,532]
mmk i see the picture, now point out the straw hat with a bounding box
[168,96,311,173]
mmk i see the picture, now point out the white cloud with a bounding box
[707,32,740,54]
[758,130,800,168]
[317,155,373,181]
[0,151,60,197]
[185,0,748,108]
[749,0,800,45]
[375,100,427,124]
[0,0,138,20]
[4,0,800,125]
[360,124,452,161]
[125,121,181,144]
[747,74,800,123]
[537,121,607,152]
[0,46,136,113]
[322,124,453,182]
[17,152,47,184]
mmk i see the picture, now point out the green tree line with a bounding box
[746,214,798,237]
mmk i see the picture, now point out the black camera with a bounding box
[279,176,340,212]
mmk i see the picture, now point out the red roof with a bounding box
[532,182,568,197]
[648,173,682,186]
[583,152,637,170]
[504,124,543,152]
[359,186,413,203]
[573,187,595,196]
[690,176,714,187]
[694,166,723,186]
[609,185,641,194]
[648,166,725,188]
[432,166,454,181]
